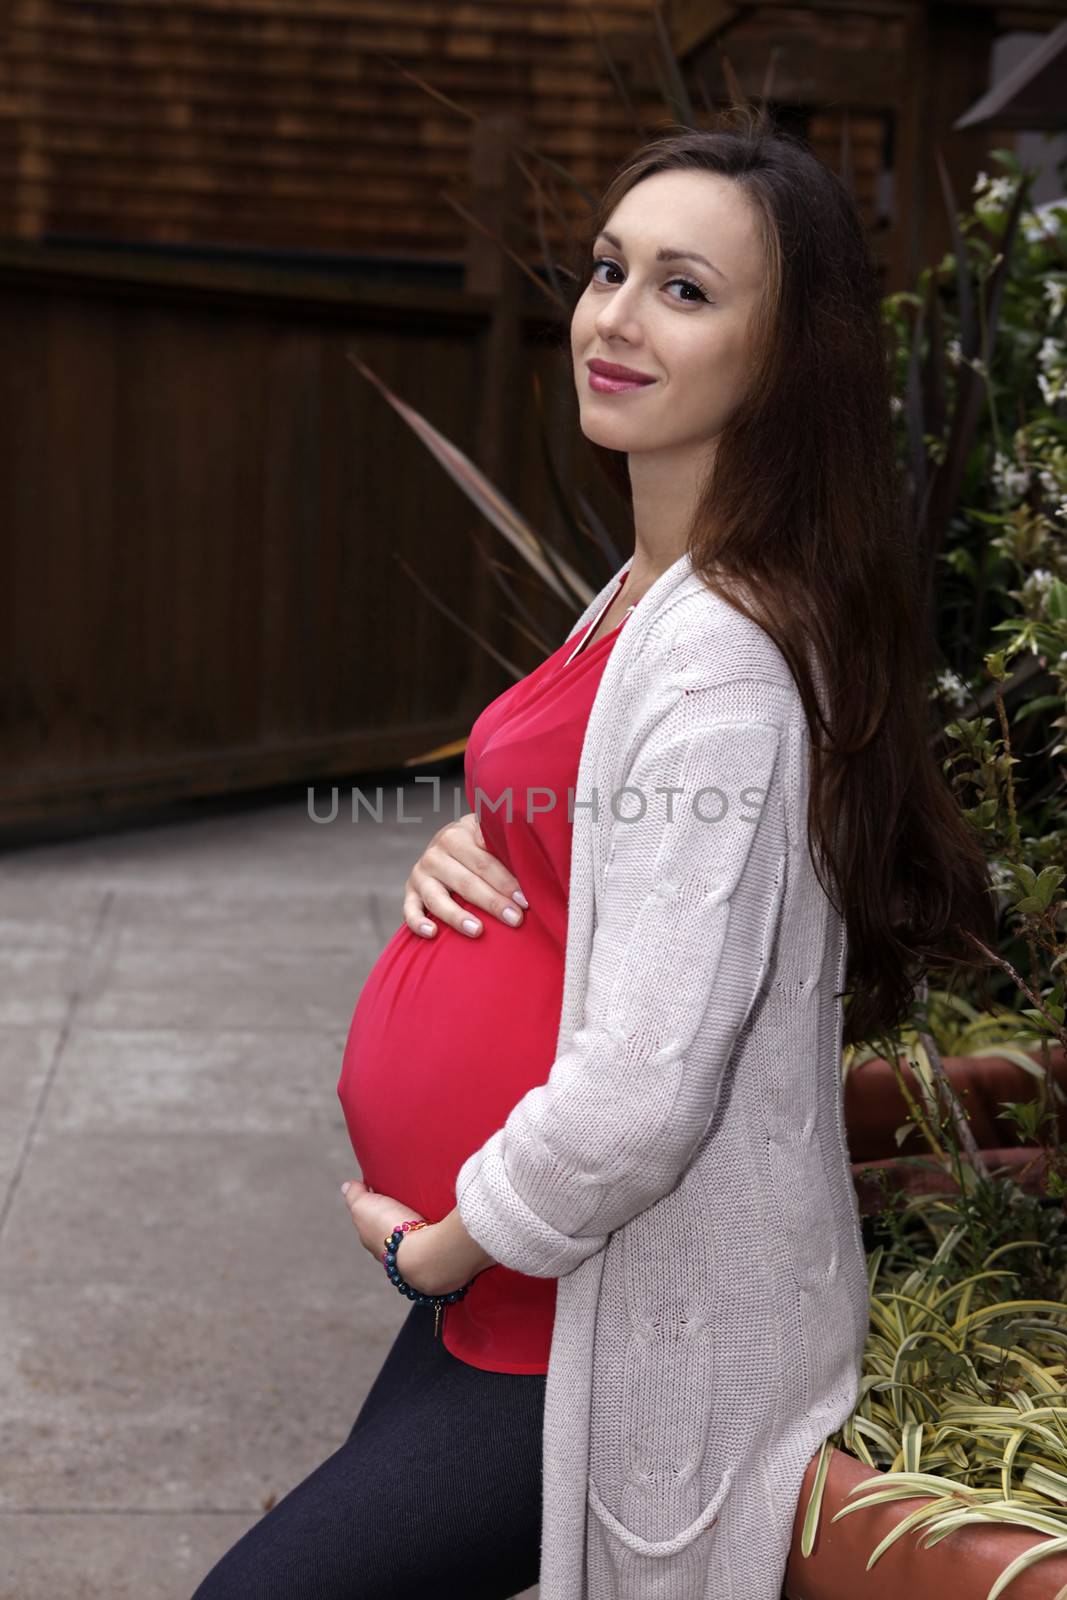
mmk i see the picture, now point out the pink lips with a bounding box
[586,358,656,395]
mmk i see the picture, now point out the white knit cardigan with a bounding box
[455,550,871,1600]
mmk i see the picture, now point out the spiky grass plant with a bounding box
[800,1183,1067,1596]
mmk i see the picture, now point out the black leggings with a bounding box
[189,1301,546,1600]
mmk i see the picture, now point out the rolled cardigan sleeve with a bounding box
[454,679,791,1279]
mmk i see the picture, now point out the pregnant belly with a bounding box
[337,910,565,1224]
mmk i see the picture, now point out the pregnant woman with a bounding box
[192,110,996,1600]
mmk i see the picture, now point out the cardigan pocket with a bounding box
[587,1462,737,1559]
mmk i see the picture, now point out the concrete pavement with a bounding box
[0,774,539,1599]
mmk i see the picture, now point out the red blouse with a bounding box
[337,571,631,1372]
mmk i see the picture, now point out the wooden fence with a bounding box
[0,120,618,833]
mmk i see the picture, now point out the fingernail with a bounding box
[419,921,435,936]
[513,891,529,909]
[462,917,481,935]
[341,1181,351,1195]
[502,906,521,926]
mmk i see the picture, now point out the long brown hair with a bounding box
[565,108,998,1049]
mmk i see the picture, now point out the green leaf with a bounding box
[990,147,1024,177]
[968,509,1013,526]
[1035,866,1066,909]
[1014,695,1066,723]
[1008,864,1039,894]
[1047,578,1067,623]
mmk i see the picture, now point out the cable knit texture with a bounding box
[455,551,871,1600]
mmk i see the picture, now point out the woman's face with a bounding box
[570,168,766,458]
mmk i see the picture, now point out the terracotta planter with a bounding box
[851,1144,1054,1213]
[783,1048,1067,1593]
[843,1044,1065,1213]
[785,1444,1067,1599]
[844,1045,1066,1162]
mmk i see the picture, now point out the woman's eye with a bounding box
[590,257,709,304]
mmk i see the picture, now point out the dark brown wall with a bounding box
[0,243,608,832]
[0,0,663,257]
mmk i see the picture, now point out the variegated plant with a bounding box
[800,1201,1067,1598]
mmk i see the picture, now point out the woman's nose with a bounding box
[595,295,640,339]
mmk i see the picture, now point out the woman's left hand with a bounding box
[340,1179,439,1295]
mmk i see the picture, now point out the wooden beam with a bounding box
[887,1,928,291]
[669,0,740,58]
[993,4,1067,25]
[465,113,528,715]
[700,36,909,105]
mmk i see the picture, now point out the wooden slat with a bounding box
[0,226,612,830]
[55,0,653,19]
[0,83,637,138]
[0,0,666,252]
[3,8,656,60]
[0,237,508,311]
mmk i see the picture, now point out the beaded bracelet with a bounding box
[382,1218,474,1339]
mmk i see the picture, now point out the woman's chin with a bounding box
[577,416,640,451]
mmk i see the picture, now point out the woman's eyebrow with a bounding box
[594,228,729,284]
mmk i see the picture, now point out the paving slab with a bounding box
[0,778,538,1598]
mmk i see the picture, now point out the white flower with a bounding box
[1038,336,1064,370]
[1022,198,1067,244]
[1045,277,1067,320]
[1022,568,1055,606]
[931,668,972,709]
[991,450,1032,502]
[889,394,904,416]
[1037,338,1067,405]
[946,337,962,368]
[973,171,990,195]
[1039,370,1067,406]
[975,175,1017,210]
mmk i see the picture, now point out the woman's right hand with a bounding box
[404,812,529,939]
